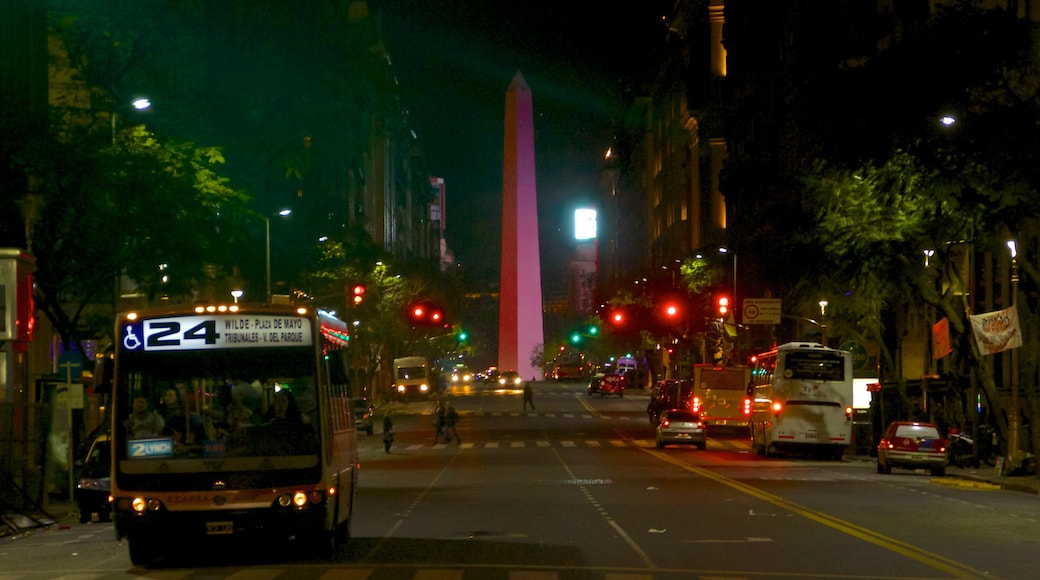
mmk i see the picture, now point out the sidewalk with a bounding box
[849,454,1040,495]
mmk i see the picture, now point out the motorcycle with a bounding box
[946,425,1000,468]
[946,431,979,468]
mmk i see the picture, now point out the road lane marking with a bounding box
[644,448,992,579]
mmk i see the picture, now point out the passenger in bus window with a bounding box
[223,389,256,431]
[165,414,204,456]
[264,389,308,425]
[124,396,165,440]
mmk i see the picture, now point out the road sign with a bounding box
[839,340,869,371]
[58,351,82,380]
[742,298,781,325]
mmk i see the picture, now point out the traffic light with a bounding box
[570,332,582,344]
[716,296,730,317]
[458,329,468,342]
[608,309,626,327]
[351,284,365,305]
[406,302,446,326]
[588,325,599,337]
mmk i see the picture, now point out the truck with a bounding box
[392,356,432,401]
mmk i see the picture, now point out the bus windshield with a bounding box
[783,352,846,381]
[115,346,320,465]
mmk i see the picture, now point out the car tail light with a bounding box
[660,419,671,428]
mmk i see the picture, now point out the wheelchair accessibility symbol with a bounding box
[123,325,143,350]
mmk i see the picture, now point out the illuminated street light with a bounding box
[231,289,243,304]
[1007,239,1021,468]
[264,208,292,301]
[819,300,829,345]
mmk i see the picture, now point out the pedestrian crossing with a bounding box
[370,437,749,451]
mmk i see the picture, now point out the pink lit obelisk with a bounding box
[498,72,544,380]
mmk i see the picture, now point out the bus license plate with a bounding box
[803,432,818,439]
[206,521,234,535]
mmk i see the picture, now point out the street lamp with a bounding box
[111,97,152,143]
[265,208,292,301]
[818,300,829,345]
[1007,239,1020,467]
[231,290,243,304]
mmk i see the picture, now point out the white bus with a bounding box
[109,303,358,565]
[749,342,853,460]
[690,364,751,432]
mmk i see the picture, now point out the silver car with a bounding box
[655,409,707,450]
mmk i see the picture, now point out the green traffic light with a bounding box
[570,333,581,344]
[458,331,468,342]
[588,325,599,336]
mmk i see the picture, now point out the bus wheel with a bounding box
[128,537,159,567]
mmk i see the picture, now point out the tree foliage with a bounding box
[788,3,1040,456]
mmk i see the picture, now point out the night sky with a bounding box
[377,1,670,293]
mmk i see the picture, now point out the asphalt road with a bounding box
[5,380,1040,579]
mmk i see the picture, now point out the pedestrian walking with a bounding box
[523,381,535,411]
[444,400,460,444]
[382,412,394,454]
[432,400,445,443]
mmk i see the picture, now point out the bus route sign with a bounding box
[742,298,781,325]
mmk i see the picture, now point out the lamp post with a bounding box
[1007,239,1020,467]
[264,209,292,301]
[818,300,829,345]
[719,247,738,359]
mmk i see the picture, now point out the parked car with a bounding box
[655,409,707,450]
[877,421,947,476]
[74,432,111,524]
[351,398,376,435]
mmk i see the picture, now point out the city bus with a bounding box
[749,342,853,460]
[108,303,358,565]
[689,364,752,433]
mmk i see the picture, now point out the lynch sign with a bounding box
[742,298,782,325]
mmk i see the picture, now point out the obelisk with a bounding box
[498,72,544,381]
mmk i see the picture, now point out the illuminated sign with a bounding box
[121,315,314,352]
[574,208,597,240]
[128,437,174,458]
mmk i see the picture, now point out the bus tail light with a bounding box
[845,406,853,421]
[691,396,701,413]
[742,398,752,416]
[771,401,783,415]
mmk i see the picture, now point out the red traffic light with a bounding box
[662,302,681,319]
[407,302,446,326]
[351,284,365,305]
[716,296,730,315]
[609,310,626,325]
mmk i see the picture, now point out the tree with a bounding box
[26,108,250,359]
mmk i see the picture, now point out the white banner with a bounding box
[969,305,1022,355]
